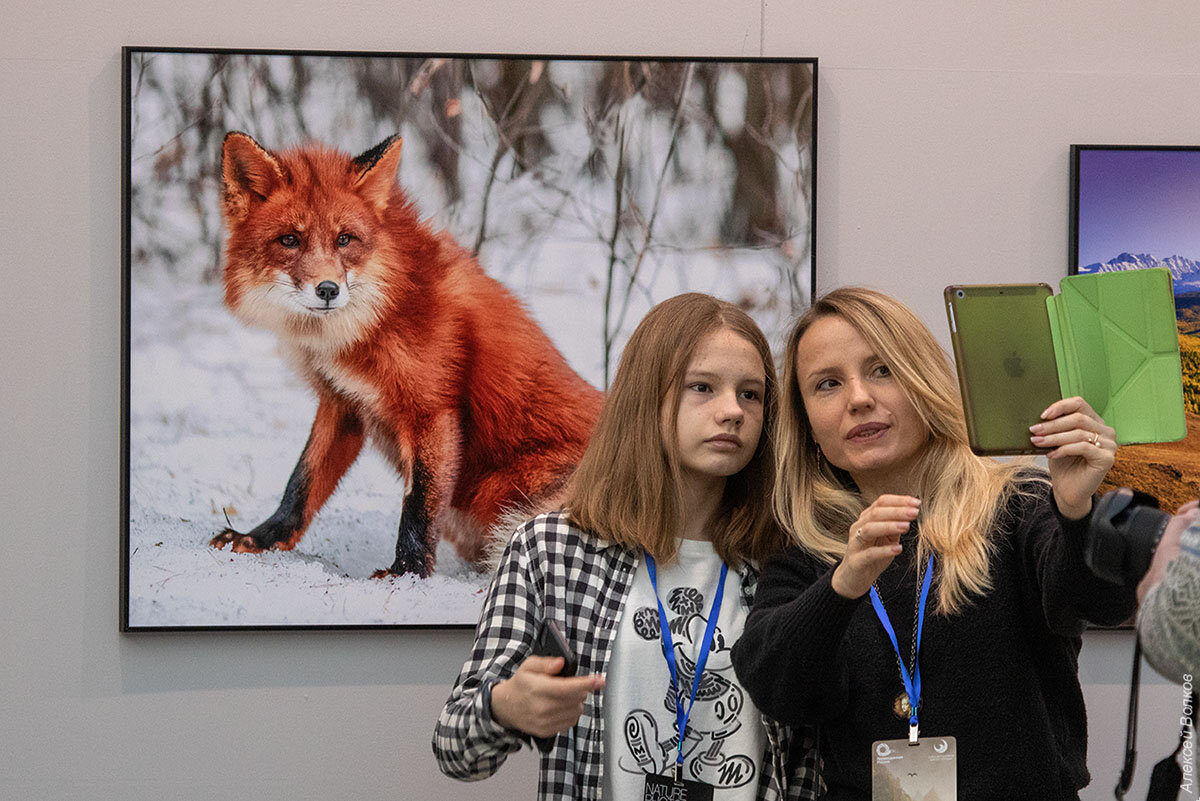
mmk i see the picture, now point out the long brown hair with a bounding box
[774,287,1034,613]
[565,293,783,567]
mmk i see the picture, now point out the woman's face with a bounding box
[793,315,927,491]
[667,327,766,489]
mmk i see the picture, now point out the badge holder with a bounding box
[871,735,957,798]
[643,768,715,801]
[868,555,957,800]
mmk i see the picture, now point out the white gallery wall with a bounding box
[1,1,1195,798]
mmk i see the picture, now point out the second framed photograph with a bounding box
[1069,144,1200,513]
[122,47,817,630]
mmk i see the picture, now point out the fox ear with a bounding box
[221,132,286,224]
[352,136,403,215]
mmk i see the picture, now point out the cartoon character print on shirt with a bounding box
[619,585,756,789]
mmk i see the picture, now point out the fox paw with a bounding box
[210,529,269,553]
[371,568,427,580]
[372,555,433,579]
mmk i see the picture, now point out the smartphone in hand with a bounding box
[531,619,578,753]
[532,618,578,676]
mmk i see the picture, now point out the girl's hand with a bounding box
[831,495,921,599]
[1030,396,1116,520]
[1136,500,1200,604]
[490,655,605,738]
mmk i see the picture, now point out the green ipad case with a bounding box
[946,268,1185,454]
[1046,268,1186,445]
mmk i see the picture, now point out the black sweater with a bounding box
[730,481,1136,801]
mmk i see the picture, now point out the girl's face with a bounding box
[667,327,766,488]
[793,315,927,490]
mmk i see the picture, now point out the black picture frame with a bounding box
[121,46,818,631]
[1068,144,1200,514]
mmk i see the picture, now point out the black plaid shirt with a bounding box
[433,511,821,800]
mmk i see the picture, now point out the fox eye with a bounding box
[336,233,356,247]
[278,234,300,248]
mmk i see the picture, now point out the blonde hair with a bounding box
[774,287,1036,614]
[565,293,783,567]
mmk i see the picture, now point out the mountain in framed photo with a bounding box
[1070,145,1200,513]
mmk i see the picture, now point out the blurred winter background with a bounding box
[125,50,815,627]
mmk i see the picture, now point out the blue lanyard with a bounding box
[868,554,935,740]
[644,550,728,774]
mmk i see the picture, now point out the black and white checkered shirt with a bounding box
[433,511,821,800]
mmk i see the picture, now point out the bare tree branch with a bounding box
[601,117,628,389]
[472,139,509,257]
[611,63,696,343]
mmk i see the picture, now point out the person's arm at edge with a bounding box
[1137,513,1200,681]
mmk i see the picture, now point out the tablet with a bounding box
[944,283,1062,455]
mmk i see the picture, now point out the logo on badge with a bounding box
[876,743,893,758]
[933,739,948,754]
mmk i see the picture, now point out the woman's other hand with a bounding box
[489,655,605,738]
[1030,396,1116,519]
[831,495,921,599]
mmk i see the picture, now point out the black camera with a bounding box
[1082,488,1170,586]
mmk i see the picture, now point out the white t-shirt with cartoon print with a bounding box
[601,538,766,800]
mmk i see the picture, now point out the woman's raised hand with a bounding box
[1030,396,1117,520]
[489,655,606,738]
[831,495,921,599]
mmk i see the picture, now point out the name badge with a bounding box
[643,773,715,801]
[871,735,956,801]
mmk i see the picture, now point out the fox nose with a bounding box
[315,281,340,302]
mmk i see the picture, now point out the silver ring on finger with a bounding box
[1090,432,1101,446]
[855,528,865,542]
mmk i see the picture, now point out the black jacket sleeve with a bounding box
[731,545,864,727]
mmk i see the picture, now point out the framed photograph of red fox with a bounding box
[121,46,817,630]
[1069,145,1200,516]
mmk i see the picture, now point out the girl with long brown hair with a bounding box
[435,293,819,800]
[731,286,1137,800]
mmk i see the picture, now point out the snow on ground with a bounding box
[127,274,492,628]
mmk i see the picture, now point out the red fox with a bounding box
[211,132,603,577]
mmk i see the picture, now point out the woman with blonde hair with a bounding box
[731,287,1136,800]
[435,292,819,800]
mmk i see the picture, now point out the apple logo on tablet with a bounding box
[1003,353,1026,377]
